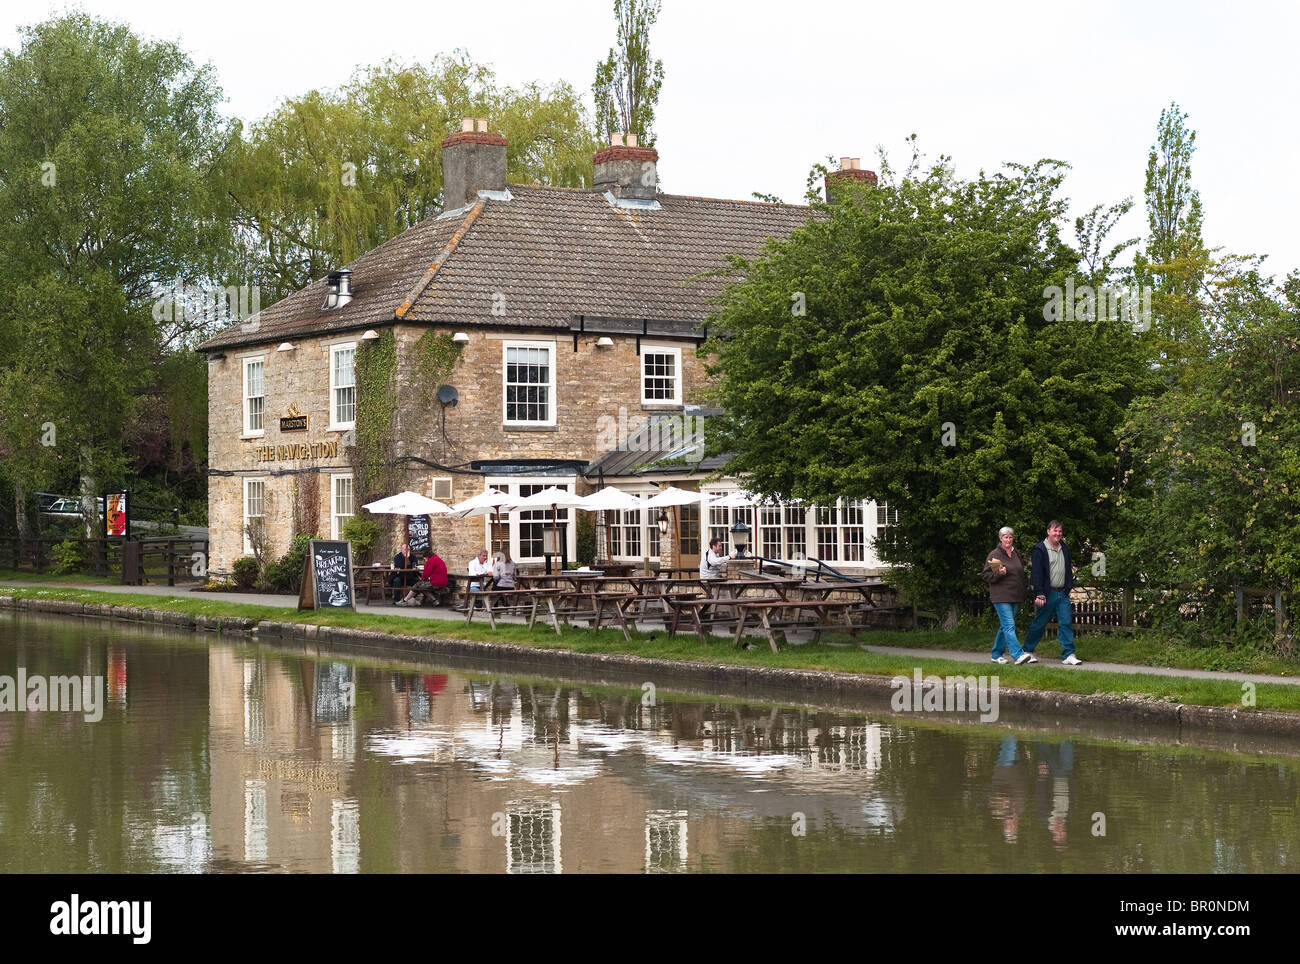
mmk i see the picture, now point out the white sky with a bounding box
[8,0,1299,275]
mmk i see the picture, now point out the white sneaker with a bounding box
[1062,654,1083,665]
[991,655,1009,664]
[1014,653,1035,665]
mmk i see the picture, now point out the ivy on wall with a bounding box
[351,329,398,505]
[348,328,464,508]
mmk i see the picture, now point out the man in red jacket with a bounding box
[398,552,449,606]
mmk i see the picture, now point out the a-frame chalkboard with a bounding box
[299,539,356,611]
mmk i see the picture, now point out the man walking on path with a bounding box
[1025,520,1082,664]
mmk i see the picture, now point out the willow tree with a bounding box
[0,12,234,535]
[223,55,598,303]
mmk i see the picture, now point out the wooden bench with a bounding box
[730,598,876,651]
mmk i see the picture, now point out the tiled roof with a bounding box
[199,186,814,352]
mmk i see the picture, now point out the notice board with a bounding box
[408,514,431,555]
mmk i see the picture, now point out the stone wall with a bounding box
[209,324,709,573]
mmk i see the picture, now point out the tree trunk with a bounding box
[941,600,960,632]
[13,481,34,542]
[79,447,98,539]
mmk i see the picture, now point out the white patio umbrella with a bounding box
[577,487,645,563]
[576,487,645,511]
[510,487,588,567]
[708,491,759,508]
[641,486,704,508]
[362,491,454,515]
[450,488,515,552]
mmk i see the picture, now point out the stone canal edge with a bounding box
[4,594,1298,740]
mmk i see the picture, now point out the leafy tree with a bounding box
[1106,264,1299,639]
[223,55,597,303]
[592,0,666,146]
[705,154,1157,625]
[0,12,234,534]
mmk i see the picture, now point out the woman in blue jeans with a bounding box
[982,527,1037,666]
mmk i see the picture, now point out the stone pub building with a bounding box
[200,123,898,576]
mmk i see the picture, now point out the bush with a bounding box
[268,533,316,593]
[341,515,383,563]
[50,539,85,576]
[232,556,259,590]
[576,511,596,566]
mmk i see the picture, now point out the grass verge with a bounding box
[0,584,1296,713]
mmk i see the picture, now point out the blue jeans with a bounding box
[1025,590,1075,659]
[991,602,1026,660]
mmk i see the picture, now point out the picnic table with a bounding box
[353,566,447,605]
[729,597,878,652]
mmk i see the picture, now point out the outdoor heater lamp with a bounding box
[657,510,669,536]
[730,520,751,558]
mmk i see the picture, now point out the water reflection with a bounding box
[0,614,1297,873]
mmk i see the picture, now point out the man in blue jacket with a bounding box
[1025,520,1082,664]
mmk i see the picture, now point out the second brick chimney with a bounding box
[593,133,659,201]
[824,156,877,203]
[441,118,507,209]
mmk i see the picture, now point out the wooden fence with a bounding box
[0,537,209,587]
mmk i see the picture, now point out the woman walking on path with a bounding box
[983,526,1037,666]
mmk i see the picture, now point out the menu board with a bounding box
[299,539,355,611]
[408,514,431,555]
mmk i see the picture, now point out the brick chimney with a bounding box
[593,133,658,201]
[824,156,877,203]
[441,118,507,209]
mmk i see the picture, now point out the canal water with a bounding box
[0,613,1295,873]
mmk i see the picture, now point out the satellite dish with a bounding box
[437,385,459,406]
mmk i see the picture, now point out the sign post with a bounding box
[299,539,356,611]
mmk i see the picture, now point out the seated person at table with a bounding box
[467,548,492,606]
[391,542,418,603]
[699,537,736,580]
[493,550,518,590]
[399,551,448,606]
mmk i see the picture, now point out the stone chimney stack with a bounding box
[824,156,877,203]
[441,118,507,209]
[593,133,659,201]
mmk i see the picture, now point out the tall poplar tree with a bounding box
[592,0,666,146]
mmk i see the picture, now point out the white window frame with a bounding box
[502,340,556,427]
[242,356,266,437]
[641,345,683,406]
[243,477,266,554]
[609,486,661,563]
[484,477,574,563]
[331,473,354,540]
[330,342,357,431]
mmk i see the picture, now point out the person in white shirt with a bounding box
[699,537,736,579]
[467,548,492,590]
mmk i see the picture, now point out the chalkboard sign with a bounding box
[298,539,356,611]
[408,514,431,555]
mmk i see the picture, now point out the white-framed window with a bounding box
[641,346,682,406]
[243,478,265,554]
[485,478,574,563]
[615,508,642,559]
[330,343,356,430]
[243,357,265,436]
[332,473,354,540]
[503,341,556,426]
[875,501,899,550]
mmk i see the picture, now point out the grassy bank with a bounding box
[1,583,1297,714]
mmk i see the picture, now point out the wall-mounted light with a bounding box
[596,336,614,348]
[453,332,470,344]
[276,342,295,352]
[360,329,380,341]
[657,510,669,536]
